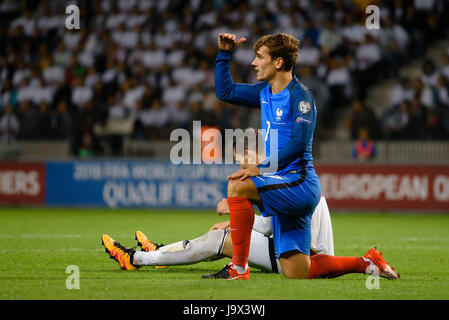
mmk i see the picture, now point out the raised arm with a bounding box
[215,33,265,108]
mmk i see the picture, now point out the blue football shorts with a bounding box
[250,172,321,257]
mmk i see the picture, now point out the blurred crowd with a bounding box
[0,0,448,156]
[381,56,449,139]
[345,54,449,142]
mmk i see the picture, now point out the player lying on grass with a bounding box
[101,131,399,279]
[101,196,398,279]
[102,192,330,274]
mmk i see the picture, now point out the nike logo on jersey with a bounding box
[262,99,268,104]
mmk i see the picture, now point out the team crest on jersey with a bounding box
[276,107,283,121]
[298,101,311,114]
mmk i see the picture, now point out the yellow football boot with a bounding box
[101,234,139,271]
[135,231,168,269]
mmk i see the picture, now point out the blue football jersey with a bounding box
[215,49,317,176]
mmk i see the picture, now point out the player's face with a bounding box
[251,46,278,81]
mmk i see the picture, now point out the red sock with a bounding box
[308,254,370,279]
[227,197,254,268]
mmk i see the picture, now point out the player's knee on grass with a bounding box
[279,250,311,279]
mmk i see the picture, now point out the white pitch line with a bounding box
[339,244,445,250]
[0,234,83,239]
[338,236,449,241]
[400,237,449,241]
[0,248,104,253]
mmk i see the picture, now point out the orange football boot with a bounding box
[363,247,400,279]
[135,231,168,269]
[101,234,139,271]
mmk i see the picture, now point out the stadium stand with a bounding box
[0,0,448,158]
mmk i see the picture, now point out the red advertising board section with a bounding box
[316,165,449,212]
[0,163,46,204]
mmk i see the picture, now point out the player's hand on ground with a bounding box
[218,33,246,51]
[216,198,229,216]
[209,220,230,231]
[227,165,260,181]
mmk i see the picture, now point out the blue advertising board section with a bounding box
[46,161,239,208]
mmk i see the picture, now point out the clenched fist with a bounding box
[218,33,246,51]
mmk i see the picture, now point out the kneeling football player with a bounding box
[101,128,399,279]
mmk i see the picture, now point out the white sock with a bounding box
[132,230,227,266]
[133,250,161,266]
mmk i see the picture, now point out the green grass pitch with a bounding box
[0,208,448,300]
